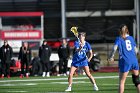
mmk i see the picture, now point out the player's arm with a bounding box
[108,37,119,62]
[134,46,138,55]
[108,45,118,62]
[88,50,93,62]
[132,37,139,55]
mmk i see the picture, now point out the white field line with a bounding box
[0,81,134,87]
[0,75,131,83]
[102,84,133,86]
[7,91,27,92]
[0,83,37,86]
[51,81,134,86]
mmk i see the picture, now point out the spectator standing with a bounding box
[58,38,70,76]
[39,40,52,77]
[0,40,13,78]
[18,42,31,78]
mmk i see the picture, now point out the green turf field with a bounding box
[0,72,137,93]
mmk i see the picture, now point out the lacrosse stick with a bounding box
[70,26,84,50]
[70,26,80,43]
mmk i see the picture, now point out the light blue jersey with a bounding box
[115,35,139,72]
[71,41,92,67]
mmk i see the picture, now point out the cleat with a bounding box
[94,85,99,91]
[19,74,23,78]
[57,74,60,76]
[1,74,4,79]
[82,72,86,75]
[42,72,46,77]
[65,86,71,92]
[26,75,29,78]
[46,72,50,77]
[66,71,69,75]
[7,75,10,78]
[26,73,29,78]
[63,73,67,76]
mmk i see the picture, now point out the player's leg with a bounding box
[131,70,140,93]
[118,71,129,93]
[83,66,99,91]
[65,66,77,91]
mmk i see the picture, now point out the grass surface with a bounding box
[0,72,137,93]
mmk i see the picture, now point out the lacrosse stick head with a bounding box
[70,26,79,37]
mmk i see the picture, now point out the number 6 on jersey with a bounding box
[125,40,132,51]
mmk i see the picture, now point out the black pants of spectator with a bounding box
[42,62,50,72]
[59,58,68,74]
[1,61,10,76]
[21,61,29,74]
[32,61,42,75]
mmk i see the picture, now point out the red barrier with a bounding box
[0,12,43,17]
